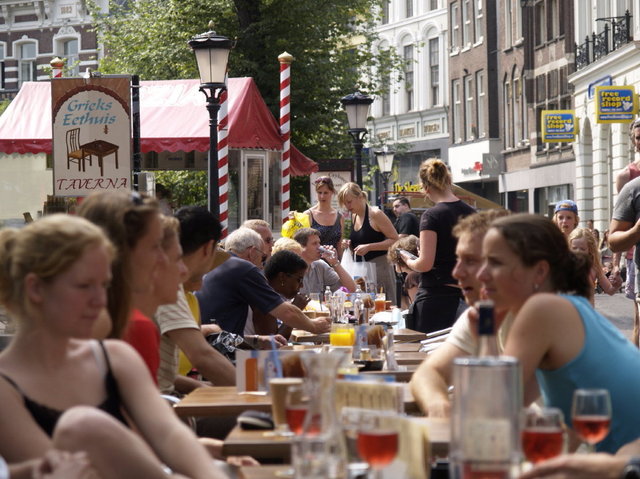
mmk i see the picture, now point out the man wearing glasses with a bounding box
[243,219,274,260]
[197,227,330,338]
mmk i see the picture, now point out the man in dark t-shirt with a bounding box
[392,196,420,237]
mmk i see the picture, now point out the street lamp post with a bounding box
[341,92,373,187]
[188,26,232,217]
[375,148,394,206]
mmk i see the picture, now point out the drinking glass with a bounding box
[341,408,369,479]
[521,407,565,464]
[571,388,612,453]
[374,293,386,313]
[356,409,399,479]
[285,384,310,435]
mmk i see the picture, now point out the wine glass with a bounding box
[341,408,369,478]
[571,388,612,453]
[521,407,565,464]
[275,385,310,478]
[285,384,310,436]
[356,409,399,479]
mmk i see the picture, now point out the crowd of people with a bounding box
[3,146,640,477]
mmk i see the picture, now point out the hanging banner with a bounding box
[51,76,132,197]
[595,85,637,123]
[541,110,576,143]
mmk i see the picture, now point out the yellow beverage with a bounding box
[330,330,353,346]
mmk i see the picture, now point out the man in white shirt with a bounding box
[410,209,510,417]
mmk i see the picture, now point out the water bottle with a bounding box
[477,300,500,357]
[324,286,332,313]
[353,286,364,325]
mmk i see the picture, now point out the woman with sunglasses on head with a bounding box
[0,215,228,478]
[306,176,344,256]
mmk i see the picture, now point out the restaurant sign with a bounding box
[595,85,637,123]
[541,110,576,143]
[51,76,132,197]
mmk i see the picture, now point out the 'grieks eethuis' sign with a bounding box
[51,76,132,197]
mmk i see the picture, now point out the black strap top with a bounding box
[0,341,128,436]
[349,204,387,261]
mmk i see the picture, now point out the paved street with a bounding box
[595,293,635,341]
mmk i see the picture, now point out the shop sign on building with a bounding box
[51,76,132,197]
[541,110,576,142]
[595,85,637,123]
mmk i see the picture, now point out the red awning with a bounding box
[0,78,318,176]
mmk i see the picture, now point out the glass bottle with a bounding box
[324,286,332,313]
[476,300,499,357]
[293,350,348,479]
[353,286,364,325]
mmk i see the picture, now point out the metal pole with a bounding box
[203,87,223,217]
[131,75,141,192]
[350,130,365,187]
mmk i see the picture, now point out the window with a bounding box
[475,0,483,43]
[462,0,471,46]
[536,74,546,102]
[548,0,558,40]
[513,76,521,144]
[430,0,439,9]
[504,80,512,148]
[464,75,474,140]
[548,69,558,98]
[476,71,485,137]
[381,0,390,24]
[453,79,462,142]
[429,38,440,106]
[406,0,413,18]
[381,74,391,116]
[515,0,523,39]
[0,44,5,90]
[63,39,79,77]
[520,74,528,142]
[404,44,414,112]
[18,42,37,86]
[535,2,546,45]
[451,2,460,50]
[505,0,513,48]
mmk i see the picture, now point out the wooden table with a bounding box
[174,387,271,418]
[395,350,428,366]
[224,417,450,462]
[290,327,427,343]
[81,140,119,176]
[174,383,421,418]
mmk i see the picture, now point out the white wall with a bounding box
[0,153,52,221]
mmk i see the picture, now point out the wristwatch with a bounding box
[622,457,640,479]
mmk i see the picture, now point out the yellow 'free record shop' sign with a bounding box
[595,85,637,123]
[541,110,576,143]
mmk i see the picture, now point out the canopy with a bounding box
[0,78,317,176]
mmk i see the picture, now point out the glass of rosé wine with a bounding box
[356,409,399,479]
[571,389,612,453]
[522,407,565,464]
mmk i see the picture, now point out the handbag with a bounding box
[340,250,377,287]
[281,211,310,238]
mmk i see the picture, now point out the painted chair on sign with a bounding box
[65,128,91,171]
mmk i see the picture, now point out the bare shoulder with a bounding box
[101,339,145,367]
[517,293,580,326]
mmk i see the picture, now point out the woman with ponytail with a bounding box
[479,214,640,454]
[402,159,475,333]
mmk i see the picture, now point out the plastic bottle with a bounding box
[324,286,332,313]
[353,286,364,325]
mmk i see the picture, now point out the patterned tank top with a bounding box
[311,211,342,250]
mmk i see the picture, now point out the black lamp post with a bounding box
[188,26,232,217]
[375,148,394,206]
[341,92,373,187]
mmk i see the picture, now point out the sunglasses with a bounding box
[314,176,333,185]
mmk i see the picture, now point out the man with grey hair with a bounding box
[225,227,268,270]
[242,219,274,259]
[197,228,330,337]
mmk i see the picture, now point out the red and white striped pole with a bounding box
[217,77,229,238]
[50,57,65,78]
[279,52,294,224]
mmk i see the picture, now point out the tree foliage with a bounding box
[91,0,401,162]
[152,170,208,207]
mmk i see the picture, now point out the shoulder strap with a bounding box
[0,371,21,391]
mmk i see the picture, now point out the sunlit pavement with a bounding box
[595,293,634,342]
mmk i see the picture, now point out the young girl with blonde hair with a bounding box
[569,227,622,304]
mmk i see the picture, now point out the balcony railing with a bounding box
[575,10,632,70]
